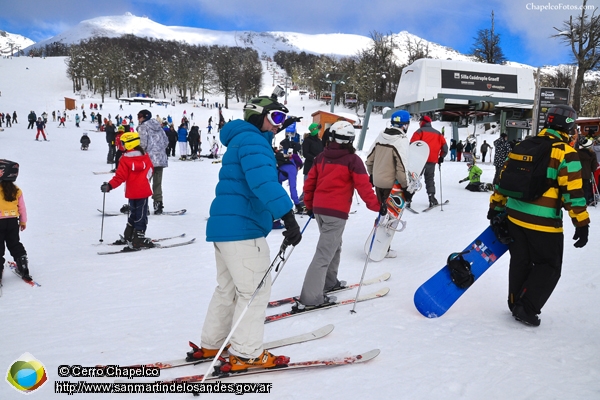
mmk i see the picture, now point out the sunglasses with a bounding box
[267,110,286,126]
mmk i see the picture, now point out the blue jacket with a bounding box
[177,126,188,142]
[206,119,293,242]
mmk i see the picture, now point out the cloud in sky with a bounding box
[1,0,597,66]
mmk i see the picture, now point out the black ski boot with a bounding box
[428,194,439,207]
[153,201,164,215]
[113,223,134,245]
[16,255,32,281]
[132,230,155,249]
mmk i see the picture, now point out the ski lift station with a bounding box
[363,59,537,146]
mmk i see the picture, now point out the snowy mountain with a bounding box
[0,30,34,56]
[23,12,473,61]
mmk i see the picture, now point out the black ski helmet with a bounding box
[0,159,19,182]
[544,104,577,133]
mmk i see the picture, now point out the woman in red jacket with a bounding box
[295,121,385,310]
[100,132,154,249]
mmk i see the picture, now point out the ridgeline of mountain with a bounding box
[20,12,473,62]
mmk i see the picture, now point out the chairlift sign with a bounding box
[441,69,518,93]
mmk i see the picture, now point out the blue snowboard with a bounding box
[413,226,509,318]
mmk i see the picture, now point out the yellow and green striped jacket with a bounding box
[489,128,590,233]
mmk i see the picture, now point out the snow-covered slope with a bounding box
[0,55,598,400]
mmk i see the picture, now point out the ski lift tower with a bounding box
[325,73,345,113]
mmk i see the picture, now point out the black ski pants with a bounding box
[507,220,563,315]
[0,218,27,267]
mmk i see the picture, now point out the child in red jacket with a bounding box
[295,121,385,310]
[100,132,155,249]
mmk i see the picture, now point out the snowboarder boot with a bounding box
[153,201,164,215]
[16,255,32,281]
[220,350,289,373]
[512,304,540,327]
[131,230,155,249]
[428,194,439,207]
[113,223,134,245]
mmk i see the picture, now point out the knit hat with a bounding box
[308,123,320,136]
[420,115,432,123]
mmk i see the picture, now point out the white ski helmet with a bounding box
[330,121,355,144]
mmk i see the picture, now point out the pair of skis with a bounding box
[97,209,187,216]
[2,261,41,290]
[97,234,196,255]
[264,272,391,323]
[107,324,379,384]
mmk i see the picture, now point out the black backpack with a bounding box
[447,252,474,289]
[497,136,554,201]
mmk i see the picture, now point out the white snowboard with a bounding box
[365,140,429,261]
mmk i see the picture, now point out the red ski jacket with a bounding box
[410,123,448,163]
[304,142,380,219]
[108,151,153,199]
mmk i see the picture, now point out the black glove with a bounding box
[487,208,502,221]
[402,189,413,203]
[438,156,444,165]
[281,210,302,246]
[305,208,313,218]
[379,202,388,216]
[573,225,589,248]
[280,116,303,131]
[100,182,112,193]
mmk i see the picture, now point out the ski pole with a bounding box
[200,217,312,383]
[354,190,361,205]
[351,214,381,314]
[99,191,106,243]
[439,163,444,212]
[271,216,311,284]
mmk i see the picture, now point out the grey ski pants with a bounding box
[299,214,346,306]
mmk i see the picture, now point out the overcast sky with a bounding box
[1,0,599,66]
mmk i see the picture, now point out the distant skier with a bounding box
[80,133,91,150]
[35,118,47,141]
[410,116,448,207]
[458,161,493,192]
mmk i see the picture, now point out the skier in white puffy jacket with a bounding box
[136,109,168,214]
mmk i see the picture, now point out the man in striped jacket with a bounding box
[488,105,590,327]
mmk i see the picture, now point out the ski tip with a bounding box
[380,272,392,281]
[314,324,335,337]
[356,349,381,362]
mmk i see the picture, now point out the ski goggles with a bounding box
[266,110,287,126]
